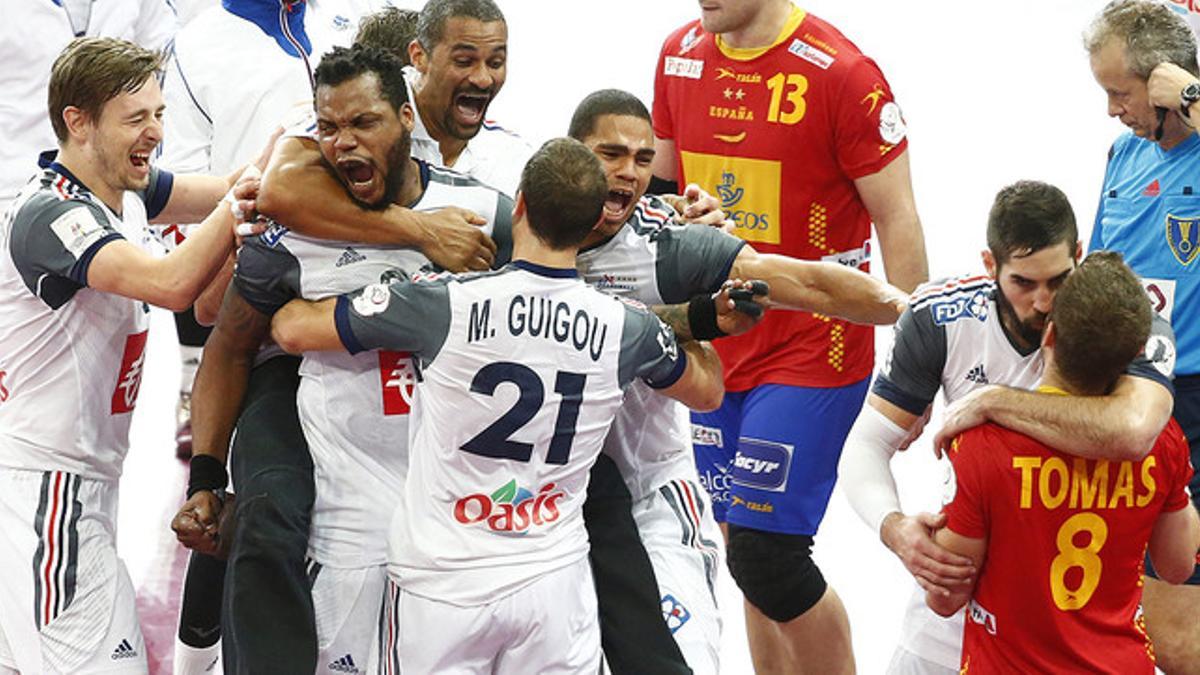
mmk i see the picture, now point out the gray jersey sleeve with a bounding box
[232,236,302,316]
[492,193,515,266]
[872,302,947,415]
[9,196,124,309]
[336,276,453,362]
[652,224,747,303]
[617,300,689,389]
[1126,313,1176,393]
[134,165,174,221]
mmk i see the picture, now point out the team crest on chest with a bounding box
[1165,213,1200,265]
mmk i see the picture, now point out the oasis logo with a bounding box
[453,479,566,534]
[730,438,792,492]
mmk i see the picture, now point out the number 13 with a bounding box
[766,72,807,125]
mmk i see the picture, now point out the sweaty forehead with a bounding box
[436,17,507,51]
[587,115,654,150]
[316,75,389,119]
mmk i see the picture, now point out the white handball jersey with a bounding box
[0,153,173,480]
[235,160,513,568]
[873,273,1176,669]
[576,195,744,500]
[337,261,688,606]
[402,66,534,197]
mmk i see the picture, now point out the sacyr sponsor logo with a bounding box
[453,479,566,534]
[731,438,792,492]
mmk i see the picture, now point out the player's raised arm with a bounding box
[729,245,908,325]
[257,135,496,272]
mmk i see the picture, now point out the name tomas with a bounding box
[1012,455,1158,510]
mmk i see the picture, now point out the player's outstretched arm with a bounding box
[1148,504,1200,585]
[658,340,724,413]
[256,136,496,272]
[925,528,985,617]
[933,376,1173,462]
[87,186,238,311]
[271,297,341,354]
[855,150,928,293]
[729,246,907,324]
[841,394,976,594]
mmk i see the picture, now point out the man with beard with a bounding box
[838,180,1176,675]
[173,45,513,674]
[564,88,909,674]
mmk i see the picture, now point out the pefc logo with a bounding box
[454,480,566,534]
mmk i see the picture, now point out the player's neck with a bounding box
[1158,116,1195,151]
[394,158,425,208]
[1039,367,1106,397]
[719,0,793,50]
[412,90,469,167]
[512,223,578,271]
[56,144,122,215]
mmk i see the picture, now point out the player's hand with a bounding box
[1148,62,1199,117]
[228,169,268,240]
[416,207,496,272]
[675,184,727,227]
[171,490,224,556]
[897,405,932,451]
[933,385,998,457]
[881,511,975,596]
[715,278,769,336]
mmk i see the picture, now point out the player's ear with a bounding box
[408,39,428,74]
[61,105,91,144]
[513,190,526,223]
[1073,240,1083,263]
[981,249,997,278]
[1042,320,1057,350]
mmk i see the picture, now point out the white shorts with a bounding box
[889,584,963,674]
[309,560,386,675]
[633,478,723,675]
[383,556,600,675]
[0,469,146,674]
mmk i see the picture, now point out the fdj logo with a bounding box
[453,479,566,534]
[730,438,792,492]
[717,172,769,233]
[931,290,989,325]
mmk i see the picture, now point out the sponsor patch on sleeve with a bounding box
[351,283,392,317]
[878,101,907,145]
[787,38,835,69]
[48,206,107,259]
[664,56,704,79]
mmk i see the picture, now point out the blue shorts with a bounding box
[690,379,869,535]
[1146,374,1200,585]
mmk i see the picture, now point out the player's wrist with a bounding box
[879,511,905,549]
[687,294,727,341]
[187,453,228,499]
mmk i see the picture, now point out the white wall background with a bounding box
[120,2,1141,673]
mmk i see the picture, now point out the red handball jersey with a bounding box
[943,413,1194,674]
[652,6,908,390]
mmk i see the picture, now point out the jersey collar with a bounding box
[1035,385,1070,396]
[221,0,311,59]
[38,149,92,194]
[715,4,806,62]
[511,260,579,278]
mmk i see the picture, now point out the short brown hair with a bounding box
[519,138,607,249]
[1049,251,1151,394]
[48,37,162,142]
[355,7,419,64]
[986,180,1078,266]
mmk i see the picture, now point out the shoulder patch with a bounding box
[49,206,107,258]
[664,56,704,80]
[787,38,835,69]
[351,283,392,317]
[1144,332,1177,378]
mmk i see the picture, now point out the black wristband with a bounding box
[187,454,228,498]
[687,294,727,341]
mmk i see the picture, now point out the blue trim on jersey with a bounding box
[221,0,310,58]
[71,233,124,286]
[910,278,993,312]
[334,295,365,355]
[870,373,931,417]
[647,348,688,390]
[511,260,578,278]
[172,54,213,126]
[144,169,174,220]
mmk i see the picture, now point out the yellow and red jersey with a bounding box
[652,5,907,389]
[944,413,1194,674]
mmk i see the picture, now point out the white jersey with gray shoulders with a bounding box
[336,261,687,606]
[873,273,1175,669]
[576,195,744,500]
[0,157,172,480]
[234,160,513,568]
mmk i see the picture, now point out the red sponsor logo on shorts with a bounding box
[453,481,566,534]
[379,350,415,415]
[111,331,148,414]
[0,370,9,403]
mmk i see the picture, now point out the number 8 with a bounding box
[1049,512,1108,611]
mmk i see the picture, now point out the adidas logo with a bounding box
[111,639,137,660]
[329,654,360,673]
[965,364,988,384]
[335,247,367,268]
[1143,179,1161,197]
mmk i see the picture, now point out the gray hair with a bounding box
[416,0,505,52]
[1083,0,1198,78]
